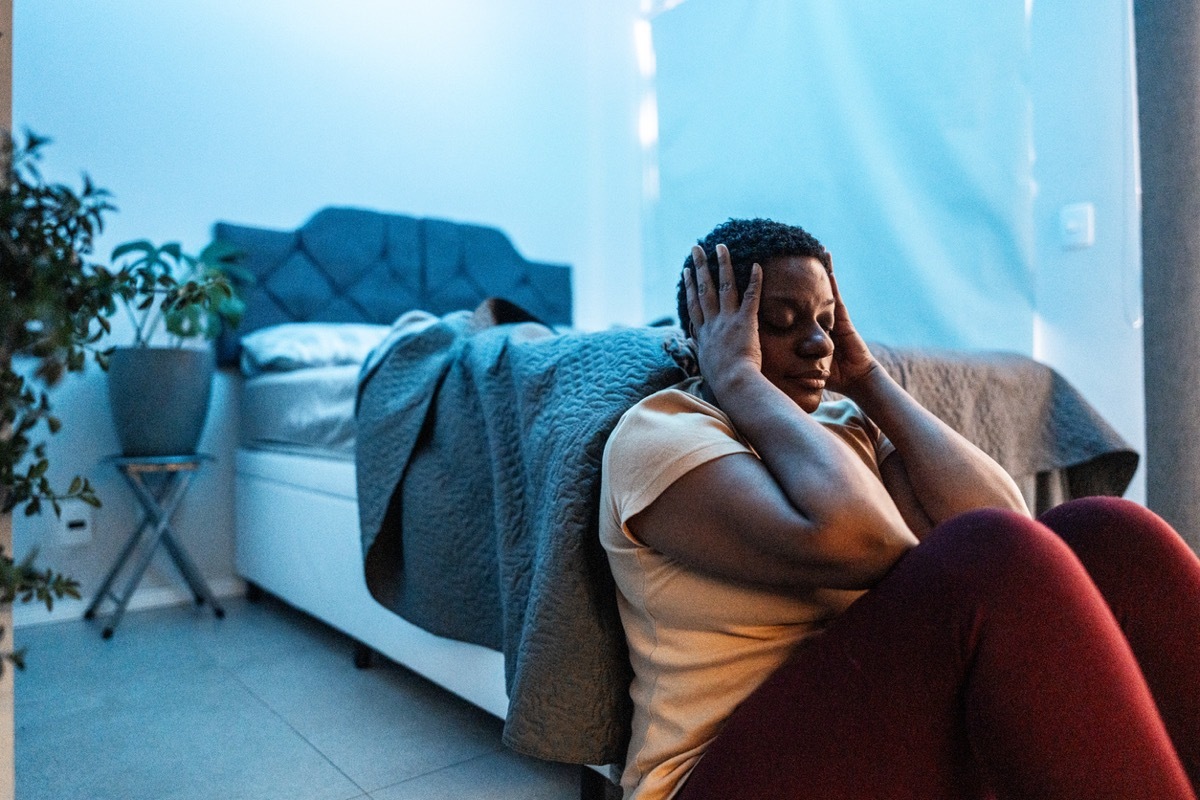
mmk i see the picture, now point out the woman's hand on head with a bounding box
[824,258,879,395]
[685,243,763,391]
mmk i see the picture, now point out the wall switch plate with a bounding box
[1060,202,1095,249]
[54,498,93,547]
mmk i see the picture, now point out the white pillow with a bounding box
[239,323,391,376]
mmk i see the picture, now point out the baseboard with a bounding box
[12,576,247,628]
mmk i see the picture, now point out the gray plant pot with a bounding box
[107,347,215,457]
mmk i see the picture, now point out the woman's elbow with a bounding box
[808,512,916,590]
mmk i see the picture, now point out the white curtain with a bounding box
[648,0,1035,352]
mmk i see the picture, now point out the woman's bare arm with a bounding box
[823,268,1029,529]
[629,246,917,591]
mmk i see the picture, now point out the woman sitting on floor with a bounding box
[599,217,1200,800]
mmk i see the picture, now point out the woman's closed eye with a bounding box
[760,310,834,336]
[760,305,800,331]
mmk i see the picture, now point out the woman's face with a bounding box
[757,255,835,413]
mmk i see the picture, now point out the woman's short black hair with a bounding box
[676,218,830,332]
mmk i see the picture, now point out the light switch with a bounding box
[54,498,93,547]
[1060,202,1095,249]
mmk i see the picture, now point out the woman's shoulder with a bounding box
[607,377,743,461]
[617,377,733,433]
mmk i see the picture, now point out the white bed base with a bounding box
[234,447,510,718]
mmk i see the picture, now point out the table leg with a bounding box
[83,516,151,621]
[99,502,176,639]
[122,468,224,621]
[91,469,190,638]
[159,533,225,618]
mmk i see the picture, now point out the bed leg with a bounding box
[353,641,375,670]
[580,765,621,800]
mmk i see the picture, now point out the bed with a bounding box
[220,206,1139,793]
[220,207,571,721]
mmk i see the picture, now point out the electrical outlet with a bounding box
[54,498,93,547]
[1059,202,1095,249]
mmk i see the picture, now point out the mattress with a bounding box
[240,364,360,459]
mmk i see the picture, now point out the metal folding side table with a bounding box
[84,455,225,638]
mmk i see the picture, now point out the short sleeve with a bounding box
[603,389,752,544]
[865,414,896,465]
[812,397,894,477]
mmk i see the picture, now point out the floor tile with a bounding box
[15,596,581,800]
[186,595,356,669]
[17,662,361,800]
[15,607,221,709]
[370,749,580,800]
[232,639,504,792]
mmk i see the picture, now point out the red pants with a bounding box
[677,497,1200,800]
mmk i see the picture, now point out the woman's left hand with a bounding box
[825,258,879,396]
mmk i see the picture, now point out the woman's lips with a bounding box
[791,371,829,391]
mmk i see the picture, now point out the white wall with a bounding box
[12,0,645,617]
[1029,0,1145,503]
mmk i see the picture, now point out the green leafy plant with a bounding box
[1,130,120,516]
[0,129,106,671]
[108,238,247,347]
[0,549,81,671]
[0,130,247,672]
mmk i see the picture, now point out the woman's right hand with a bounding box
[685,243,764,392]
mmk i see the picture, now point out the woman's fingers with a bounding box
[827,271,856,332]
[683,268,702,333]
[744,262,762,317]
[716,243,738,314]
[692,244,719,321]
[687,245,707,328]
[690,242,758,331]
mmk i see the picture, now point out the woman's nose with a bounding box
[796,325,834,357]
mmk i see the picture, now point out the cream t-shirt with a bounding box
[599,377,895,800]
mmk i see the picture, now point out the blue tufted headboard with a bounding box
[213,207,573,367]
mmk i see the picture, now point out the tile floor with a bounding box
[15,595,583,800]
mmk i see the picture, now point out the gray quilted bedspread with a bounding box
[356,309,686,765]
[868,343,1138,500]
[354,311,1137,767]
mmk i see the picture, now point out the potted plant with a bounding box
[1,130,116,663]
[103,238,246,457]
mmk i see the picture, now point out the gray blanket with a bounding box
[357,310,686,764]
[869,343,1138,500]
[355,313,1136,766]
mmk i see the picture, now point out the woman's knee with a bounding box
[1039,496,1200,604]
[1039,496,1179,554]
[911,507,1084,598]
[1039,497,1192,566]
[925,507,1063,566]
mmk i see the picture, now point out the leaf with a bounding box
[111,239,153,261]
